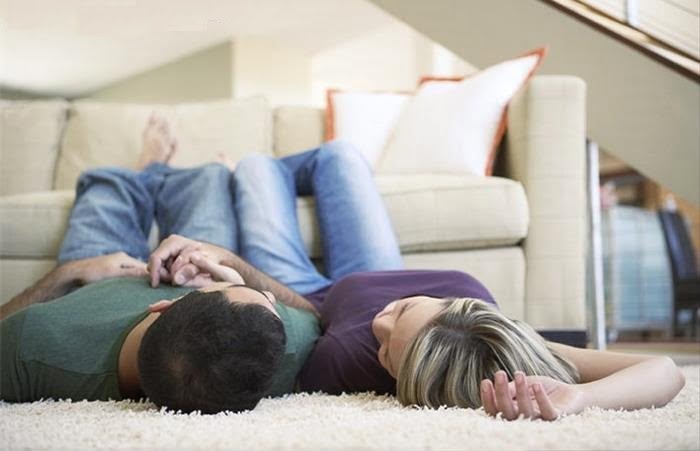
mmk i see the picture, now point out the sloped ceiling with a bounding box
[0,0,393,96]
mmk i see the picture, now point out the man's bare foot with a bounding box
[136,113,177,170]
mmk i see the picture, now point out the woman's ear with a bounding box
[148,299,174,313]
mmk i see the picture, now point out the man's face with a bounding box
[197,282,280,318]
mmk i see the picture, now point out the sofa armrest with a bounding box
[504,75,587,330]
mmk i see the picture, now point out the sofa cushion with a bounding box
[378,174,529,251]
[55,97,272,190]
[1,176,527,263]
[297,174,528,257]
[273,106,325,157]
[0,100,68,196]
[0,259,58,302]
[0,191,75,259]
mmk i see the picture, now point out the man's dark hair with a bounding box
[138,290,286,414]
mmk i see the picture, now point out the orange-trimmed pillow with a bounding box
[378,48,546,176]
[417,75,465,85]
[325,89,411,168]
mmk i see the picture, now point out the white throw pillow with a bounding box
[326,90,410,169]
[378,49,546,176]
[54,96,272,190]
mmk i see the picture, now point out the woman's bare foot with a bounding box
[217,152,237,171]
[136,113,177,170]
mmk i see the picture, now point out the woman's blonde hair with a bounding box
[396,297,579,409]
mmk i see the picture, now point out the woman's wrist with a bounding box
[572,382,595,413]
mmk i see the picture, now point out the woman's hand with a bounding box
[148,234,243,288]
[480,370,586,421]
[169,249,244,288]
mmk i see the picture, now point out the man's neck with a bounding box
[118,312,160,398]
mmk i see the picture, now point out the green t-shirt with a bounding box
[0,278,319,402]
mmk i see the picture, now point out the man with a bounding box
[0,116,319,414]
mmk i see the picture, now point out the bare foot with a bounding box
[217,152,237,171]
[136,113,177,170]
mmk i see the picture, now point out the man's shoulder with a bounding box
[265,304,320,397]
[274,304,320,345]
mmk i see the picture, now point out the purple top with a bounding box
[299,270,495,395]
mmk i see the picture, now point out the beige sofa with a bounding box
[0,75,587,339]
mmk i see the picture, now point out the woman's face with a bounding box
[371,296,446,378]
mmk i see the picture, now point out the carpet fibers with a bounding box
[2,365,698,450]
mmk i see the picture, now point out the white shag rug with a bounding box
[2,365,698,450]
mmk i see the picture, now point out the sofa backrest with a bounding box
[273,106,325,157]
[53,96,273,190]
[0,99,69,196]
[1,94,529,195]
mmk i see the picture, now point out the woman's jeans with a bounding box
[233,140,402,295]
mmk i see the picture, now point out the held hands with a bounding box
[480,370,586,421]
[148,234,243,288]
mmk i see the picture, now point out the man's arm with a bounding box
[0,263,79,320]
[149,235,319,315]
[0,252,148,320]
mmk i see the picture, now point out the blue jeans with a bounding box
[233,141,403,295]
[58,163,237,263]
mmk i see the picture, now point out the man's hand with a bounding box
[71,252,148,285]
[480,371,586,421]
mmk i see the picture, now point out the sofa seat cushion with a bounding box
[0,191,75,259]
[1,175,527,261]
[297,174,529,257]
[378,174,529,252]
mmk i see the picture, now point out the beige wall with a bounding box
[6,25,474,112]
[311,23,425,103]
[87,41,233,104]
[310,22,474,105]
[232,38,312,106]
[7,23,475,112]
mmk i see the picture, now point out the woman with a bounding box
[390,296,684,420]
[168,141,685,420]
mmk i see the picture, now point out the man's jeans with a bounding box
[233,141,403,295]
[58,163,237,263]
